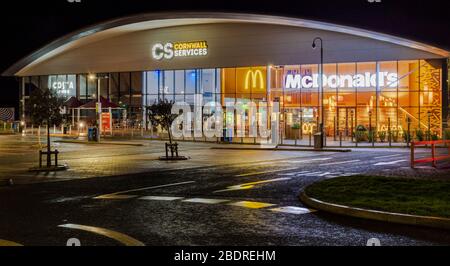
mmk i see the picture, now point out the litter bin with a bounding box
[222,128,233,142]
[314,132,323,149]
[88,127,98,142]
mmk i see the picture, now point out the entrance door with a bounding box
[337,107,356,138]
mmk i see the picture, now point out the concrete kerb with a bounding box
[211,147,352,152]
[300,192,450,230]
[55,140,144,147]
[28,165,69,173]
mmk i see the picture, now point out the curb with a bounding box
[211,147,351,152]
[28,165,69,173]
[300,192,450,230]
[55,140,144,147]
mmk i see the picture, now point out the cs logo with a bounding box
[152,43,174,61]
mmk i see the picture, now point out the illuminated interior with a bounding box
[22,59,442,144]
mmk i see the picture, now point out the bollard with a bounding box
[339,131,342,147]
[309,133,312,147]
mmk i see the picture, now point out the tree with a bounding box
[146,99,178,144]
[27,88,65,167]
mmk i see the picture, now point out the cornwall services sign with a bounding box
[152,41,209,60]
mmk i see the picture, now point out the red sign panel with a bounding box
[102,113,111,131]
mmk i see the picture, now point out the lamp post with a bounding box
[89,74,109,142]
[427,111,432,141]
[312,37,324,148]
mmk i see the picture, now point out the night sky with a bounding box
[1,0,449,114]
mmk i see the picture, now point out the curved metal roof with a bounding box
[3,12,449,76]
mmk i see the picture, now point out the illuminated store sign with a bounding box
[52,81,74,94]
[285,72,398,89]
[152,41,208,60]
[245,70,265,90]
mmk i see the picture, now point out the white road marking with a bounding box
[95,195,138,200]
[320,160,361,166]
[94,181,195,200]
[270,206,317,215]
[182,198,230,204]
[235,168,297,177]
[301,171,325,176]
[278,171,310,176]
[139,196,184,201]
[214,178,291,193]
[374,160,407,166]
[228,201,276,209]
[338,173,361,177]
[58,224,145,246]
[286,158,333,164]
[0,239,23,246]
[281,171,361,178]
[374,154,403,159]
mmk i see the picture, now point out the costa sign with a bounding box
[52,81,74,94]
[285,72,399,89]
[152,41,208,61]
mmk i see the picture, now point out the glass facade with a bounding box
[21,59,444,145]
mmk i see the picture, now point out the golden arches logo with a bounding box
[245,70,265,90]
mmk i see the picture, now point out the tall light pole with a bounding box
[312,37,324,147]
[89,74,109,142]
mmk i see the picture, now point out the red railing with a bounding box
[411,140,450,168]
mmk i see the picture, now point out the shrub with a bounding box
[415,129,424,141]
[392,130,399,142]
[444,129,450,141]
[368,130,376,143]
[378,131,386,142]
[431,133,439,141]
[402,130,412,143]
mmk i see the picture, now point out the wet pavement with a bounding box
[1,134,450,246]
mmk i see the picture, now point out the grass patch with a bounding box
[305,176,450,218]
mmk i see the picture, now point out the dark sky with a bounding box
[1,0,449,110]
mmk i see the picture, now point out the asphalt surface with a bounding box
[1,146,450,246]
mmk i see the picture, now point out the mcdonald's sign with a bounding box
[244,69,265,91]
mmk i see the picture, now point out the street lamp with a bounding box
[427,111,432,141]
[312,37,324,148]
[89,74,109,142]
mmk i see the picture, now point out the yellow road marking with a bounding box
[236,168,297,177]
[94,181,195,199]
[214,178,291,193]
[229,201,275,209]
[0,240,23,246]
[58,224,145,246]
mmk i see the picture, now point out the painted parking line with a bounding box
[374,154,403,159]
[183,198,230,204]
[228,201,276,209]
[319,160,361,166]
[279,171,361,178]
[235,168,297,177]
[214,178,291,193]
[270,206,317,215]
[95,195,138,200]
[0,239,23,246]
[278,171,310,176]
[139,196,184,201]
[58,224,145,246]
[94,181,195,199]
[287,158,333,164]
[374,160,407,166]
